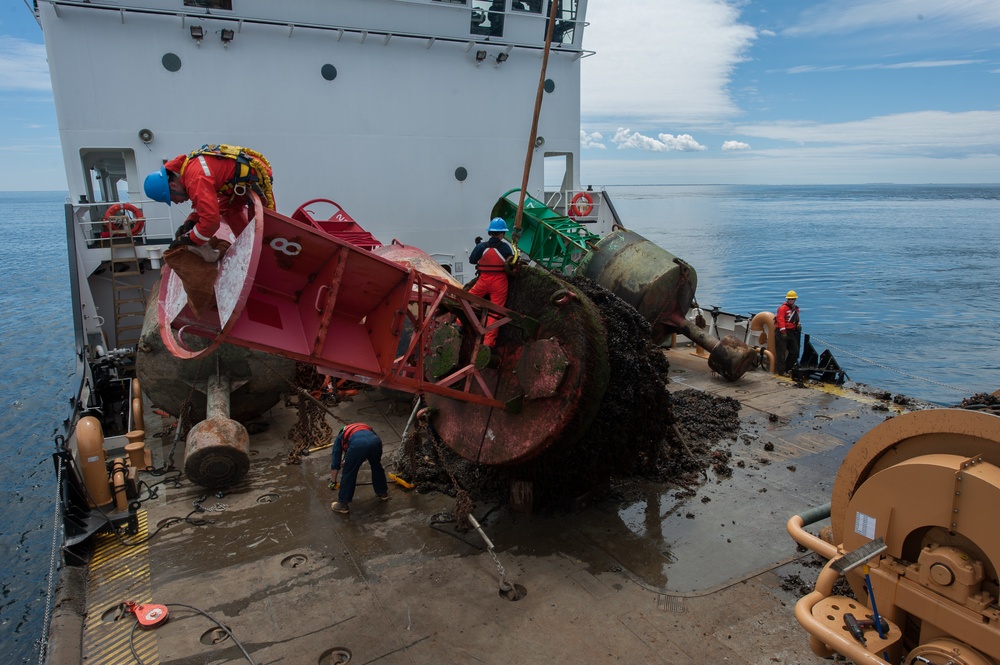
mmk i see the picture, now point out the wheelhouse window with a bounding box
[184,0,233,9]
[511,0,542,12]
[546,0,578,44]
[471,0,505,37]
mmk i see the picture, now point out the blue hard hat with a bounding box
[488,217,507,233]
[143,166,171,205]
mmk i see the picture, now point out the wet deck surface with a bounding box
[82,345,898,664]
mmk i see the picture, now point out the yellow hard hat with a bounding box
[786,290,798,299]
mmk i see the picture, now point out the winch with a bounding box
[788,408,1000,665]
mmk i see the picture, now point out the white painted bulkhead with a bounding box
[37,0,589,283]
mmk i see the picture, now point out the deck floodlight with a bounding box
[475,49,487,62]
[190,25,204,41]
[220,28,235,44]
[496,52,508,63]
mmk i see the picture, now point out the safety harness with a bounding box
[339,423,373,451]
[182,144,276,210]
[476,242,510,273]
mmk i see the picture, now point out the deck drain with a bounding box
[256,493,280,504]
[498,584,527,601]
[281,554,308,569]
[318,647,352,664]
[657,594,685,613]
[200,626,232,645]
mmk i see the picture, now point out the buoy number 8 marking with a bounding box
[270,237,302,256]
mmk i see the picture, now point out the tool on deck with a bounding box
[467,514,521,600]
[863,564,891,661]
[388,473,414,489]
[122,600,170,629]
[843,613,890,646]
[830,537,887,575]
[843,613,868,645]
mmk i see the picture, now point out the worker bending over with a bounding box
[330,423,389,515]
[143,144,275,262]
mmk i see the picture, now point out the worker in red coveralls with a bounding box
[468,218,515,348]
[143,144,275,262]
[776,290,802,375]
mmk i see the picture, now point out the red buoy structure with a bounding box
[158,195,610,464]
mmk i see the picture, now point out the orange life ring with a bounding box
[103,203,145,237]
[569,191,594,218]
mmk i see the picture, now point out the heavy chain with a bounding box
[246,357,351,464]
[36,457,63,665]
[287,397,332,464]
[419,417,474,532]
[487,543,509,586]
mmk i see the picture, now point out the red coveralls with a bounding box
[164,153,274,246]
[468,240,511,347]
[776,300,801,372]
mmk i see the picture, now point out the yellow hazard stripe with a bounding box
[82,511,159,664]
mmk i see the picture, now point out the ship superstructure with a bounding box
[37,0,590,290]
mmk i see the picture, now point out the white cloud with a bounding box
[722,140,751,150]
[787,59,984,74]
[0,37,50,92]
[581,152,1000,185]
[582,0,756,123]
[787,0,1000,36]
[612,128,707,152]
[580,130,606,149]
[734,110,1000,155]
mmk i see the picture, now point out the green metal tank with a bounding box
[578,229,757,382]
[577,229,697,345]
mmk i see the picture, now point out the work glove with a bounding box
[169,233,221,263]
[174,216,197,240]
[168,233,195,251]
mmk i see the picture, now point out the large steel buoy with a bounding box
[136,282,296,422]
[578,229,757,381]
[426,267,609,465]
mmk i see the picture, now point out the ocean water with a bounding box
[0,184,997,662]
[604,184,1000,404]
[0,192,77,664]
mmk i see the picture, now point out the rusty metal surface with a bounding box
[373,241,462,286]
[427,268,609,465]
[184,416,250,487]
[159,195,532,410]
[136,289,297,422]
[708,335,760,382]
[577,229,697,344]
[516,338,569,399]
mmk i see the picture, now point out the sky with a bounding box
[1,0,998,189]
[580,0,1000,184]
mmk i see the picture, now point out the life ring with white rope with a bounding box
[568,191,594,218]
[103,203,145,237]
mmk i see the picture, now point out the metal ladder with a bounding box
[107,223,148,364]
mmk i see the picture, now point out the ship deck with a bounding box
[57,344,901,664]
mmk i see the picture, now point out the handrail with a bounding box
[37,0,594,56]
